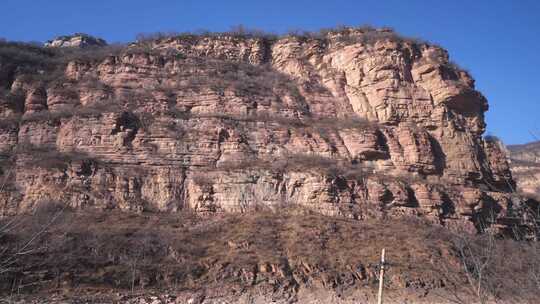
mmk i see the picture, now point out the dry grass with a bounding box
[0,40,125,86]
[0,209,455,295]
[15,144,100,170]
[21,102,123,123]
[134,25,430,47]
[1,208,539,302]
[173,58,301,98]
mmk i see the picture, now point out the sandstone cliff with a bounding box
[0,27,534,233]
[508,140,540,197]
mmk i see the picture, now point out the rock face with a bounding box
[44,33,107,48]
[0,28,534,232]
[508,140,540,197]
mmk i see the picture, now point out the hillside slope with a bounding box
[2,209,540,304]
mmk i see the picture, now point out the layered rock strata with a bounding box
[508,141,540,197]
[0,28,533,232]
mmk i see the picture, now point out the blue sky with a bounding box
[1,0,539,144]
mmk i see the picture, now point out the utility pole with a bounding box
[377,248,386,304]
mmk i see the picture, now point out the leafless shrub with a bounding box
[285,28,325,41]
[79,75,112,91]
[1,211,186,293]
[55,44,125,63]
[0,161,15,195]
[21,101,122,123]
[0,40,57,74]
[135,31,181,43]
[136,25,276,44]
[0,89,25,113]
[78,101,122,116]
[47,81,79,99]
[217,153,369,180]
[191,172,214,188]
[135,111,155,131]
[286,25,429,47]
[439,224,540,304]
[449,227,496,304]
[124,44,166,57]
[16,68,67,85]
[16,144,99,170]
[139,25,420,46]
[115,231,169,292]
[1,209,539,299]
[282,153,343,176]
[0,200,67,278]
[0,115,21,130]
[224,24,276,39]
[0,39,126,94]
[176,58,300,97]
[166,107,192,120]
[178,111,378,134]
[21,110,71,123]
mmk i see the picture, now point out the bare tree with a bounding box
[435,208,505,304]
[437,206,540,304]
[0,193,66,276]
[451,227,496,304]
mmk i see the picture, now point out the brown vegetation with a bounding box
[0,39,126,90]
[0,209,451,295]
[0,209,539,302]
[134,25,430,47]
[173,57,302,98]
[440,225,540,304]
[136,25,275,43]
[15,144,100,170]
[20,101,123,124]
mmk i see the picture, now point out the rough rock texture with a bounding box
[0,28,534,232]
[44,33,107,48]
[508,140,540,197]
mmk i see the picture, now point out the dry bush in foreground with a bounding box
[0,201,67,276]
[0,208,538,302]
[433,220,540,304]
[0,210,447,295]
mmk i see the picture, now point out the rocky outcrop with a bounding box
[0,27,534,232]
[44,33,107,48]
[508,140,540,197]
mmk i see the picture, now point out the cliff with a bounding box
[508,140,540,197]
[0,28,533,233]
